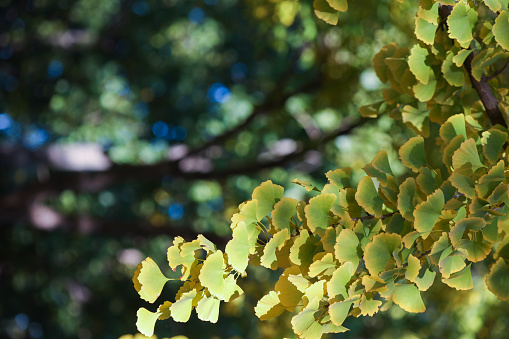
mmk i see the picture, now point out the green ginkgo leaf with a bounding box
[486,258,509,301]
[252,180,284,221]
[452,138,486,175]
[442,264,473,290]
[449,172,476,199]
[439,248,467,278]
[261,228,290,269]
[450,217,486,247]
[329,300,353,326]
[359,101,384,118]
[304,280,326,302]
[326,167,352,189]
[225,222,256,275]
[291,297,321,338]
[405,254,421,282]
[416,166,440,196]
[313,0,339,25]
[484,0,503,12]
[392,284,425,313]
[442,51,465,87]
[334,228,360,265]
[326,0,348,12]
[364,233,402,276]
[476,160,505,198]
[413,77,436,102]
[481,129,508,164]
[452,49,473,67]
[414,267,436,291]
[359,295,382,316]
[136,307,162,337]
[134,257,170,303]
[397,178,418,221]
[292,179,321,192]
[355,177,383,218]
[413,189,444,239]
[371,150,393,174]
[430,232,450,265]
[199,250,227,299]
[309,252,336,277]
[327,262,356,299]
[415,17,438,45]
[170,290,198,323]
[289,230,317,273]
[493,10,509,51]
[447,1,477,48]
[306,193,336,232]
[196,296,220,323]
[458,239,493,262]
[399,136,427,172]
[408,44,432,84]
[255,291,286,320]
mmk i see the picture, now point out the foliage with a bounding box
[133,1,509,338]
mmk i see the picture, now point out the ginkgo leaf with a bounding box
[443,134,466,170]
[355,177,383,218]
[442,51,465,87]
[359,295,382,316]
[413,189,444,239]
[415,17,437,45]
[406,254,421,282]
[261,228,290,269]
[225,221,258,275]
[254,291,286,321]
[414,267,436,291]
[292,179,321,192]
[452,138,486,174]
[449,217,486,246]
[304,280,326,302]
[291,297,321,338]
[326,0,348,12]
[313,0,339,25]
[371,150,393,174]
[430,232,450,265]
[447,1,477,48]
[199,250,227,299]
[408,44,432,84]
[157,301,172,320]
[196,296,220,323]
[329,300,353,326]
[476,160,505,198]
[289,230,317,273]
[309,252,336,277]
[306,193,336,232]
[170,290,198,322]
[452,49,473,67]
[326,168,352,189]
[271,198,298,230]
[416,166,440,196]
[275,266,304,312]
[198,234,217,253]
[364,233,402,276]
[252,180,284,221]
[362,275,389,293]
[439,248,467,278]
[334,228,360,265]
[449,172,475,199]
[397,178,418,221]
[413,77,436,102]
[442,264,473,290]
[134,257,170,303]
[481,129,508,164]
[399,136,427,172]
[359,101,384,118]
[327,262,356,299]
[484,0,503,12]
[136,308,162,337]
[493,10,509,51]
[392,284,425,313]
[486,258,509,301]
[288,273,311,293]
[458,239,492,262]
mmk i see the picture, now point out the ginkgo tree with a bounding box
[132,0,509,337]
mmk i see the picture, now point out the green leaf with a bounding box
[458,239,492,262]
[355,177,383,218]
[199,250,229,299]
[359,101,384,118]
[254,291,286,321]
[225,221,258,275]
[261,229,290,269]
[309,252,336,277]
[414,267,436,291]
[170,290,198,322]
[371,150,393,174]
[292,179,321,192]
[481,129,508,164]
[408,44,432,84]
[416,166,440,196]
[166,237,199,281]
[442,264,473,290]
[413,189,444,239]
[399,136,427,172]
[329,300,353,326]
[413,77,436,102]
[484,0,503,12]
[450,217,486,247]
[326,0,348,12]
[252,180,284,221]
[452,138,486,175]
[477,160,506,198]
[289,230,317,272]
[291,297,321,338]
[449,172,476,199]
[447,2,477,48]
[493,10,509,51]
[359,295,382,316]
[415,17,438,45]
[134,257,169,303]
[442,51,465,87]
[392,284,425,313]
[306,193,336,232]
[439,248,467,279]
[313,0,339,25]
[275,266,304,312]
[406,254,421,282]
[452,49,473,66]
[397,178,418,221]
[327,262,356,299]
[326,167,352,189]
[364,233,402,276]
[430,232,451,265]
[334,228,360,265]
[136,308,162,337]
[486,258,509,301]
[442,134,466,170]
[196,296,220,323]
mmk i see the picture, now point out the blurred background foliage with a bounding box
[0,0,506,338]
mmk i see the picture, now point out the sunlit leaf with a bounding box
[452,138,486,174]
[313,0,339,25]
[493,10,509,51]
[447,2,477,48]
[252,180,284,221]
[327,262,356,299]
[329,300,353,326]
[225,221,258,275]
[196,296,220,323]
[261,229,290,269]
[442,264,473,290]
[355,176,383,218]
[134,257,170,303]
[326,168,352,189]
[306,193,336,232]
[486,258,509,301]
[408,45,432,84]
[326,0,348,12]
[170,290,198,323]
[481,129,508,164]
[413,189,444,239]
[399,136,427,172]
[359,295,382,316]
[254,291,285,321]
[392,284,425,313]
[309,252,336,277]
[136,308,162,337]
[364,233,402,276]
[334,228,360,265]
